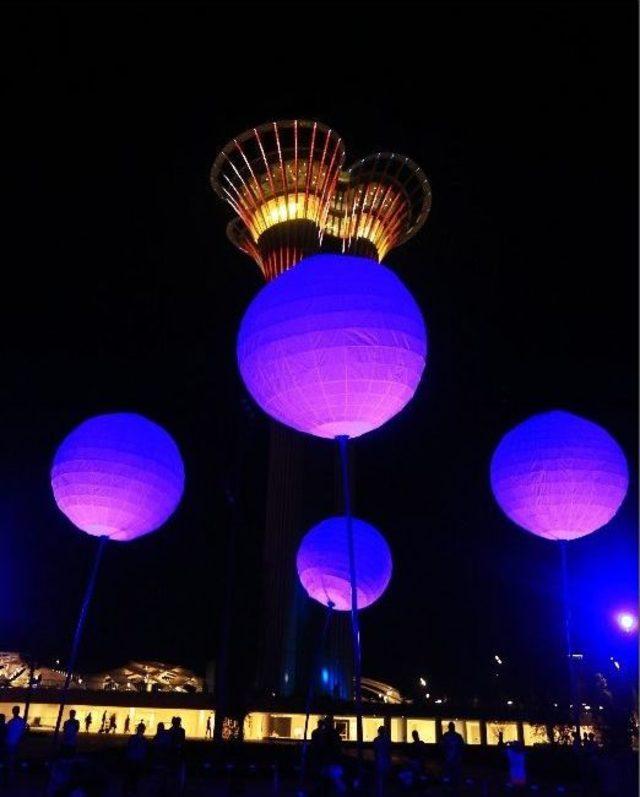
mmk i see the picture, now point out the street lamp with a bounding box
[616,612,638,633]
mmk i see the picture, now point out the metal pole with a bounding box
[214,488,237,743]
[336,435,363,770]
[214,399,255,743]
[52,534,108,749]
[560,540,580,740]
[299,602,334,791]
[23,657,36,725]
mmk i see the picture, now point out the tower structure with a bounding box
[211,120,345,281]
[212,120,431,701]
[324,152,431,261]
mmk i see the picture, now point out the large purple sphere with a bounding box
[51,413,185,542]
[237,254,427,439]
[296,516,392,610]
[490,410,628,541]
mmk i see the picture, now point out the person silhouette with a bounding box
[506,740,526,787]
[100,711,107,733]
[84,712,92,733]
[152,722,169,762]
[167,717,186,793]
[409,729,427,777]
[5,706,27,774]
[124,722,148,795]
[108,713,117,734]
[309,718,326,774]
[61,709,80,757]
[124,715,131,734]
[205,715,212,739]
[373,726,391,797]
[441,721,464,787]
[168,716,185,753]
[0,714,6,781]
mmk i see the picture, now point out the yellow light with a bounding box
[243,194,323,242]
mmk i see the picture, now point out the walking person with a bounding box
[108,712,117,734]
[124,714,131,734]
[167,716,186,794]
[321,716,346,794]
[100,710,107,733]
[5,706,27,780]
[148,722,171,797]
[373,726,392,797]
[0,714,7,786]
[61,709,80,758]
[309,718,327,780]
[441,721,464,788]
[505,740,527,788]
[409,729,427,781]
[84,712,92,733]
[205,714,212,739]
[124,722,148,796]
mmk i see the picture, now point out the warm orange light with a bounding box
[325,155,432,261]
[246,194,323,241]
[211,121,345,281]
[211,123,431,277]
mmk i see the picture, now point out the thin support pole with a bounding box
[23,657,36,725]
[560,540,580,740]
[299,602,334,791]
[214,490,237,743]
[52,534,108,749]
[214,398,255,744]
[337,434,363,771]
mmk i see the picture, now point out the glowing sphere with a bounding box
[490,410,628,541]
[52,413,185,542]
[237,254,426,439]
[296,516,392,611]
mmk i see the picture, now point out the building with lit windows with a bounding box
[0,653,592,746]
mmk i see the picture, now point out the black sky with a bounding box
[0,2,637,706]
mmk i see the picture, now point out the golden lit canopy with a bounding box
[211,120,431,280]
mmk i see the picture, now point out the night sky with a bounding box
[1,2,637,708]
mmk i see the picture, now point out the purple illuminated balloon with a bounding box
[490,410,628,541]
[51,413,185,542]
[296,516,392,610]
[237,254,427,439]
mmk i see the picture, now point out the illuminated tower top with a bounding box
[324,153,432,261]
[211,120,431,279]
[211,120,345,282]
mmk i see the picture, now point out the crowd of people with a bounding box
[305,717,468,796]
[122,715,186,795]
[303,718,593,794]
[48,711,188,795]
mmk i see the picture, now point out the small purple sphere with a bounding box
[296,516,392,610]
[237,254,427,439]
[490,410,628,541]
[51,413,185,542]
